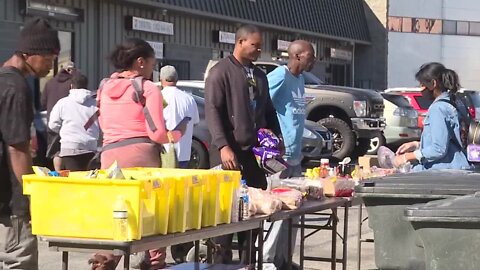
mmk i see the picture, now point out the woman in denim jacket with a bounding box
[394,62,470,171]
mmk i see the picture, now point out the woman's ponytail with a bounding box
[442,69,461,94]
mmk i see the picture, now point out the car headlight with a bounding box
[353,100,367,117]
[303,128,318,139]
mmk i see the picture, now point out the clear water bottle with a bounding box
[113,196,129,240]
[239,179,249,220]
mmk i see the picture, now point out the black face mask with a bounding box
[421,88,435,101]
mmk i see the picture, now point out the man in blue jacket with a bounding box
[264,40,315,269]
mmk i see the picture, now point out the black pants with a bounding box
[210,146,266,264]
[209,147,267,189]
[62,152,95,171]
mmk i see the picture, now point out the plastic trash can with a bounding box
[405,192,480,270]
[355,170,480,270]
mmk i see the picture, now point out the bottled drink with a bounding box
[239,179,249,220]
[113,196,129,241]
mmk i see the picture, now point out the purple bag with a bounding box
[257,129,281,149]
[467,144,480,162]
[253,129,287,174]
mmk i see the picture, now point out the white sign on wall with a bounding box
[131,16,174,35]
[330,48,353,61]
[147,41,164,59]
[277,39,292,51]
[218,31,236,44]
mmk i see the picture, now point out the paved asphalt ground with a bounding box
[38,206,377,270]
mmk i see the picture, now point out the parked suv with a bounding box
[380,92,421,147]
[205,61,386,160]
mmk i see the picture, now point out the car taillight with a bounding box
[469,107,476,119]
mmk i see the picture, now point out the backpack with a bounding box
[437,95,480,150]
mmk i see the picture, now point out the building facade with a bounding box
[364,0,480,90]
[0,0,371,94]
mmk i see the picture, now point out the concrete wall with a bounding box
[387,0,480,89]
[387,32,442,87]
[356,0,388,90]
[442,35,480,88]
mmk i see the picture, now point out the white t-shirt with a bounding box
[162,86,200,162]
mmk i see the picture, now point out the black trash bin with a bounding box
[405,192,480,270]
[355,170,480,270]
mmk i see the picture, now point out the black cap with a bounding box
[16,17,61,55]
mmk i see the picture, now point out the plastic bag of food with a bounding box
[334,178,355,197]
[280,178,307,192]
[271,187,304,210]
[304,180,324,200]
[247,187,283,215]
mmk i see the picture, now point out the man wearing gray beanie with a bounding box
[0,17,60,269]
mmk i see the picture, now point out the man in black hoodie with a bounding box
[41,61,76,170]
[205,24,283,266]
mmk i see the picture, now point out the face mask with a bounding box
[421,88,435,101]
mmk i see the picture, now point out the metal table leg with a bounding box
[331,208,338,270]
[246,229,253,267]
[356,204,363,270]
[62,251,68,270]
[257,222,264,270]
[342,204,350,270]
[207,239,213,263]
[123,252,130,270]
[287,218,293,270]
[194,240,200,263]
[299,215,305,270]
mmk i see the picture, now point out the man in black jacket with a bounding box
[205,24,283,265]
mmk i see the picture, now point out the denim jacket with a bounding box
[413,92,470,171]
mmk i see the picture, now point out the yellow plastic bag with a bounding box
[161,143,178,168]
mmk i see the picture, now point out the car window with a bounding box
[254,63,325,85]
[179,86,205,98]
[464,91,480,108]
[382,93,411,107]
[255,64,278,75]
[414,96,433,110]
[302,71,325,85]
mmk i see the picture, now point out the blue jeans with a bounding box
[263,217,299,268]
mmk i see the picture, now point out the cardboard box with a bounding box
[358,155,380,173]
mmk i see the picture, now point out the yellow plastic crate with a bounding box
[217,170,241,224]
[22,173,171,240]
[124,168,204,233]
[126,168,240,226]
[152,169,220,227]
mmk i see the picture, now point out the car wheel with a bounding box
[318,118,355,160]
[171,242,194,264]
[188,139,209,169]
